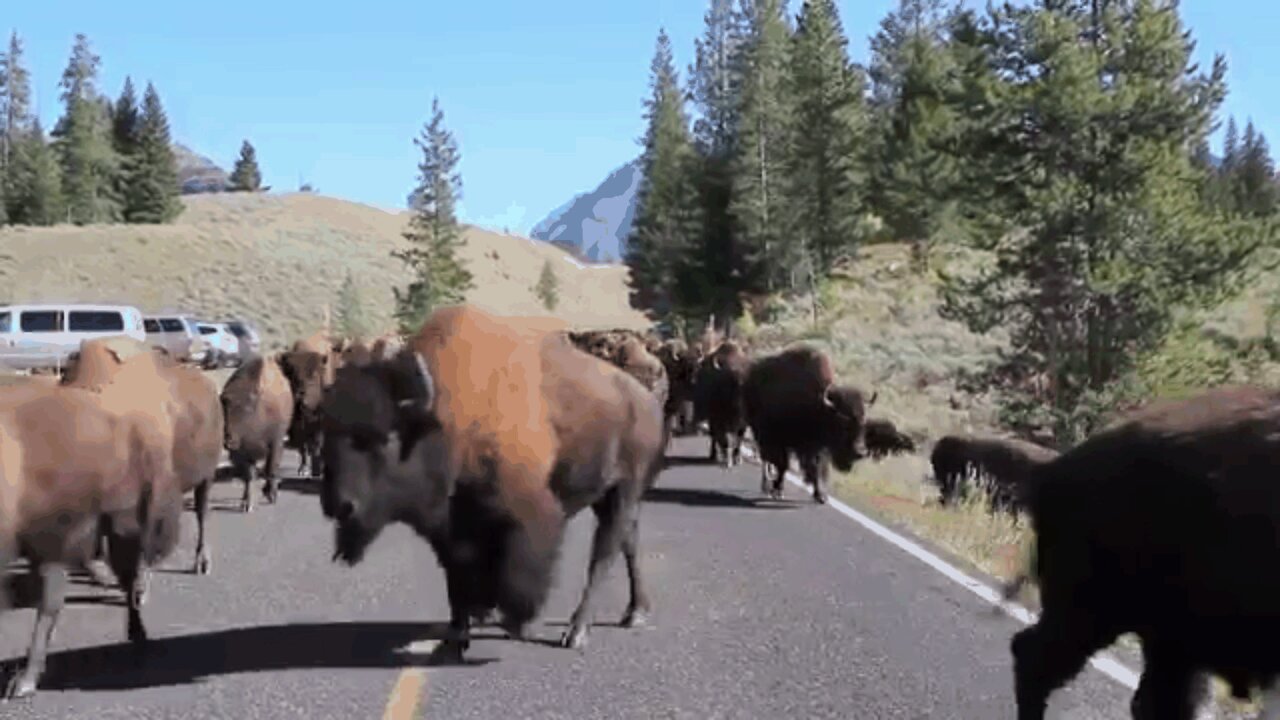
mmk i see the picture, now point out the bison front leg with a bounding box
[619,514,651,630]
[563,486,630,651]
[263,435,284,505]
[192,479,213,575]
[237,459,256,513]
[439,561,477,662]
[106,533,149,651]
[801,454,830,505]
[5,561,69,700]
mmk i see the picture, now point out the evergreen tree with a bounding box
[688,0,749,329]
[787,0,870,277]
[939,0,1272,442]
[124,82,182,223]
[335,271,371,341]
[7,120,65,226]
[391,97,475,333]
[52,33,121,224]
[730,0,797,293]
[627,29,704,324]
[535,259,560,311]
[1,32,32,170]
[1221,116,1240,172]
[229,140,262,191]
[1230,120,1278,218]
[867,0,954,111]
[112,76,140,156]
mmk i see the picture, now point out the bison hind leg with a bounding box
[562,485,634,650]
[1011,614,1114,720]
[5,561,70,700]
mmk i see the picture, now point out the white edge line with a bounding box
[736,444,1141,691]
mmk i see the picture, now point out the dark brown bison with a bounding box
[929,434,1058,515]
[0,351,183,699]
[279,331,337,478]
[694,340,750,468]
[743,345,876,504]
[864,418,917,459]
[319,306,665,661]
[221,354,295,512]
[657,339,700,437]
[1005,385,1280,720]
[63,337,224,586]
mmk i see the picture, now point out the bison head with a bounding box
[822,385,876,472]
[280,349,330,411]
[319,348,448,566]
[221,356,268,453]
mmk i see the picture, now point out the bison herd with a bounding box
[2,304,1280,719]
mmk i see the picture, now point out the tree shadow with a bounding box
[643,487,801,509]
[0,621,494,693]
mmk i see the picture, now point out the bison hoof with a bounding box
[560,624,588,651]
[437,638,468,663]
[4,671,38,701]
[812,490,828,504]
[620,609,648,629]
[194,554,212,576]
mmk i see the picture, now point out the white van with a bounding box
[0,303,148,372]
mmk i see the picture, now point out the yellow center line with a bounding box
[381,640,437,720]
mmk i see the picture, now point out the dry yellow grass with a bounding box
[0,192,650,350]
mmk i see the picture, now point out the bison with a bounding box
[220,354,295,513]
[694,340,750,468]
[929,434,1058,516]
[1004,384,1280,720]
[864,418,917,460]
[656,339,700,438]
[319,305,665,661]
[743,345,876,504]
[612,336,670,410]
[0,351,183,699]
[279,331,338,478]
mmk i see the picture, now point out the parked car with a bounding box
[196,321,240,368]
[143,314,207,364]
[0,303,147,372]
[223,319,262,358]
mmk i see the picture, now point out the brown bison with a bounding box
[1005,385,1280,720]
[0,351,183,699]
[63,337,225,584]
[612,336,670,410]
[929,434,1058,515]
[743,345,876,504]
[656,339,700,437]
[694,340,750,468]
[220,354,295,512]
[319,305,665,661]
[864,418,917,460]
[279,331,338,478]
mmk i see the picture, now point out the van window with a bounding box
[159,318,185,332]
[68,310,125,332]
[226,322,247,337]
[0,312,10,333]
[20,311,61,332]
[144,319,161,333]
[199,326,216,335]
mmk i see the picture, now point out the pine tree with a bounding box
[535,259,560,311]
[112,77,140,156]
[938,0,1272,442]
[52,33,121,224]
[626,29,704,324]
[335,271,370,341]
[867,0,954,111]
[688,0,749,329]
[1230,121,1278,218]
[1,31,33,192]
[1221,116,1240,172]
[124,82,182,223]
[229,140,262,192]
[391,97,475,334]
[788,0,870,277]
[7,120,65,226]
[730,0,797,293]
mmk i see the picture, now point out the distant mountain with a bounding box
[174,143,231,194]
[530,159,642,264]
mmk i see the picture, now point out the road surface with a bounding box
[0,436,1134,719]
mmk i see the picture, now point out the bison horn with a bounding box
[868,391,879,407]
[822,386,837,409]
[401,350,435,409]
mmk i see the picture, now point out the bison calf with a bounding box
[863,418,917,460]
[928,434,1058,516]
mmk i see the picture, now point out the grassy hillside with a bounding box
[0,193,650,349]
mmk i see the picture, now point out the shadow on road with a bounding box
[643,486,802,509]
[279,477,321,496]
[662,454,718,467]
[2,621,495,693]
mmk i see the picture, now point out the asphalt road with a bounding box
[0,436,1135,719]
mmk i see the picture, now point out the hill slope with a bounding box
[0,193,649,349]
[530,159,641,263]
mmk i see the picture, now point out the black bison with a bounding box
[221,354,295,512]
[319,305,666,661]
[743,345,876,504]
[1005,384,1280,720]
[656,339,700,438]
[695,340,750,468]
[929,434,1058,515]
[0,347,183,699]
[863,417,917,460]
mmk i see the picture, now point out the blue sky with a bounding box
[7,1,1275,234]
